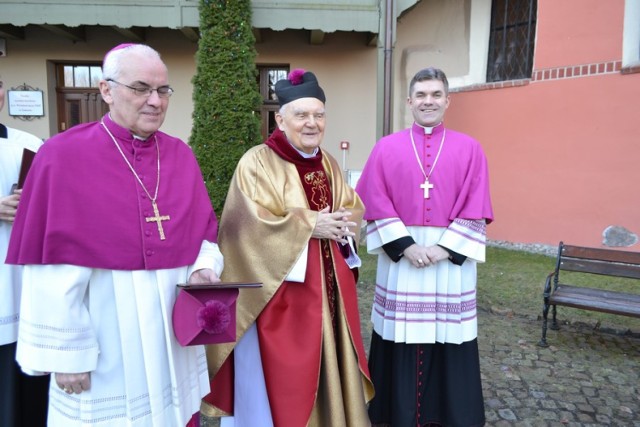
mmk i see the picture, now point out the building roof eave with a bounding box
[0,0,421,35]
[252,4,379,33]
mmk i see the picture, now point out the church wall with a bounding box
[442,0,640,250]
[534,0,624,69]
[447,72,640,250]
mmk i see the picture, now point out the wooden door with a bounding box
[57,89,108,132]
[55,63,106,132]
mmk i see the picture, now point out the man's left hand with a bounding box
[56,372,91,395]
[0,192,21,223]
[425,245,450,264]
[312,206,357,244]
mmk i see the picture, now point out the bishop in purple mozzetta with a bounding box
[6,44,223,426]
[356,67,493,427]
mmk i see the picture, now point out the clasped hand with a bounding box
[56,372,91,395]
[403,244,449,268]
[312,206,357,244]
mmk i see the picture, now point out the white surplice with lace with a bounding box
[16,241,223,427]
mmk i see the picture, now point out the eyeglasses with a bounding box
[106,79,174,98]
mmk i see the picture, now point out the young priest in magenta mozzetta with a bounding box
[356,67,494,427]
[6,44,224,426]
[200,69,374,426]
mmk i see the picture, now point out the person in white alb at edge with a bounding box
[0,73,49,427]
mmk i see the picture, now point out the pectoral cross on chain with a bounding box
[146,201,171,240]
[420,179,434,199]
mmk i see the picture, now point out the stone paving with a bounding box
[202,307,640,427]
[479,309,640,426]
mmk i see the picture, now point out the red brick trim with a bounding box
[531,60,623,82]
[451,60,638,93]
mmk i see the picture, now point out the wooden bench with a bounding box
[538,241,640,347]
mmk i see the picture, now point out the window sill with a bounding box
[451,61,639,93]
[621,64,640,75]
[450,79,530,93]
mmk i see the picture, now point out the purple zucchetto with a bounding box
[102,43,136,66]
[274,69,326,107]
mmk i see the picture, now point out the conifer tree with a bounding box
[190,0,262,216]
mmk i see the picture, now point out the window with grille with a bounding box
[257,65,289,139]
[486,0,537,82]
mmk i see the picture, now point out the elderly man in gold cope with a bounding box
[201,69,374,427]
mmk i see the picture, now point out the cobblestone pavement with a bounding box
[479,309,640,426]
[202,308,640,427]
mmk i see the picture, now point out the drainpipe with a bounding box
[382,0,395,137]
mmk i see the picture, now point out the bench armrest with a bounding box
[542,270,557,297]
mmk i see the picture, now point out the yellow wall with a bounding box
[393,0,473,131]
[0,26,378,170]
[0,26,198,142]
[255,30,377,170]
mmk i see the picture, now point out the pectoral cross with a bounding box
[420,179,434,199]
[146,201,171,240]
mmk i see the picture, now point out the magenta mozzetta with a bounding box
[6,114,217,270]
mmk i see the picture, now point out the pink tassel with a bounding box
[196,300,231,334]
[288,69,305,85]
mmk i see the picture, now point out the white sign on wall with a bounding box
[347,170,362,189]
[8,89,44,117]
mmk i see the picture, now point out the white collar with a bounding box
[290,143,319,158]
[414,122,442,135]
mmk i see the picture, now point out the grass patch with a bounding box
[357,246,640,334]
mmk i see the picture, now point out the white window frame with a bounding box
[448,0,492,89]
[623,0,640,67]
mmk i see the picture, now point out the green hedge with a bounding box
[190,0,263,216]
